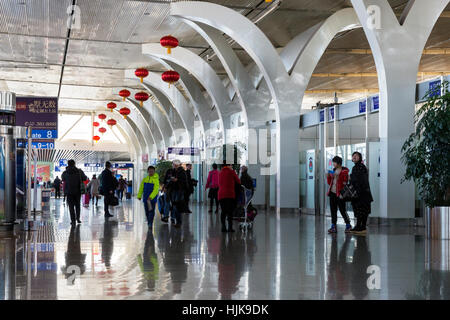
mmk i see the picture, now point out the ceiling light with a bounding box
[144,12,150,16]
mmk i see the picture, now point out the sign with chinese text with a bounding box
[16,97,58,139]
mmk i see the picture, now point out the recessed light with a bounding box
[144,12,150,16]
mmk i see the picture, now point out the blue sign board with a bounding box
[429,80,441,98]
[329,107,335,121]
[373,96,379,111]
[16,97,58,139]
[27,129,58,139]
[84,163,102,168]
[17,139,54,149]
[55,166,61,172]
[59,159,68,167]
[319,110,324,123]
[359,101,367,114]
[168,147,200,156]
[113,163,134,169]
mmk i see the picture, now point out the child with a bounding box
[137,166,160,229]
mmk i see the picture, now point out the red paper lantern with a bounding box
[93,121,99,127]
[99,127,107,135]
[98,114,107,121]
[93,135,100,142]
[119,89,131,101]
[107,102,117,112]
[119,107,131,119]
[160,35,179,54]
[162,70,180,88]
[135,68,149,83]
[135,91,149,107]
[107,119,117,128]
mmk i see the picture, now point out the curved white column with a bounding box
[350,0,449,220]
[107,112,143,156]
[171,1,302,211]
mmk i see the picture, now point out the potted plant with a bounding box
[155,160,173,185]
[401,81,450,239]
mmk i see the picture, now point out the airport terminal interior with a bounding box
[0,0,449,300]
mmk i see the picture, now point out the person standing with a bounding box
[137,166,160,229]
[87,174,100,206]
[100,161,118,219]
[117,175,126,202]
[206,163,220,213]
[53,176,62,199]
[349,152,373,235]
[326,156,352,233]
[61,159,87,225]
[218,162,241,233]
[169,160,187,228]
[184,163,195,213]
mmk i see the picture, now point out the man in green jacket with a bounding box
[137,166,160,229]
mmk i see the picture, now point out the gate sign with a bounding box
[359,100,367,114]
[84,163,102,168]
[113,163,133,169]
[168,147,200,156]
[373,96,379,111]
[15,97,58,139]
[59,159,68,167]
[17,138,55,149]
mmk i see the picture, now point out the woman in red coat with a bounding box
[218,162,241,233]
[327,156,352,233]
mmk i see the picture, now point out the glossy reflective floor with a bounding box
[0,198,449,300]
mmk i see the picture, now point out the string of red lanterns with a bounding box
[162,70,180,88]
[135,68,149,83]
[93,135,100,142]
[135,91,149,107]
[98,113,107,121]
[99,127,107,135]
[160,35,178,54]
[93,121,99,127]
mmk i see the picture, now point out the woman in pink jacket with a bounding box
[205,163,220,213]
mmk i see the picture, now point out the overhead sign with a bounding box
[373,96,379,111]
[15,97,58,139]
[17,139,55,149]
[359,100,367,114]
[84,163,102,168]
[113,163,134,169]
[319,110,325,123]
[59,159,68,167]
[328,107,335,121]
[168,147,200,156]
[429,80,441,98]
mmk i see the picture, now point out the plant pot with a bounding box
[425,206,450,239]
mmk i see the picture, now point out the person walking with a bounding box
[349,152,373,235]
[87,174,100,206]
[53,176,62,199]
[206,163,220,213]
[327,156,352,233]
[117,175,126,202]
[61,160,87,225]
[218,162,241,233]
[161,162,176,223]
[83,178,90,207]
[168,159,187,228]
[100,161,118,219]
[137,166,160,229]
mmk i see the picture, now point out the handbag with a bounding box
[108,194,119,206]
[339,183,358,201]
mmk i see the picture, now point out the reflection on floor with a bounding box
[0,198,449,300]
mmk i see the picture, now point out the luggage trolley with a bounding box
[238,186,256,232]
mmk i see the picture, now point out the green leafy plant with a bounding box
[401,81,450,207]
[155,160,172,185]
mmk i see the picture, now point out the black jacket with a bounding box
[53,177,61,187]
[240,172,254,192]
[185,169,194,194]
[61,166,87,196]
[100,168,118,193]
[350,162,373,205]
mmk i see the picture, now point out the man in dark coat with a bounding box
[53,176,62,199]
[100,161,118,218]
[61,160,87,224]
[184,163,195,214]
